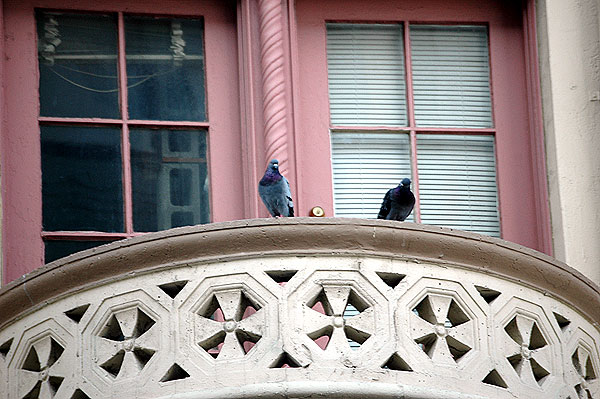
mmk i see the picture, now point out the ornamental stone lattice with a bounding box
[0,218,598,398]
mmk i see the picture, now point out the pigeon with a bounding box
[377,178,415,221]
[258,159,294,217]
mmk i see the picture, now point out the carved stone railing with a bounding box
[0,218,598,399]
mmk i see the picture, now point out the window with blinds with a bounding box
[410,25,493,128]
[417,135,499,236]
[331,132,412,219]
[327,23,500,237]
[327,24,407,126]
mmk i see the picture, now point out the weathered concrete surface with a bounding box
[537,0,600,286]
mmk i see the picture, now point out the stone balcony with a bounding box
[0,218,598,399]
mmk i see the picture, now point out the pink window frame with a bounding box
[292,0,552,254]
[1,0,242,283]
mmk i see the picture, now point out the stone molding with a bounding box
[0,218,597,329]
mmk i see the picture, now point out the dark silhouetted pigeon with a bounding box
[259,159,294,217]
[377,178,415,221]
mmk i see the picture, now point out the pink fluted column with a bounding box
[258,0,290,176]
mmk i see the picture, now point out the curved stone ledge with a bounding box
[1,218,598,328]
[0,219,598,399]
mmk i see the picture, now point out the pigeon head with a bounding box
[401,178,411,187]
[268,159,280,171]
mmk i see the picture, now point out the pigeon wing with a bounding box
[377,189,392,219]
[258,183,278,216]
[396,190,416,221]
[283,176,294,217]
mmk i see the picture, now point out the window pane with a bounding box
[327,24,407,126]
[44,240,110,263]
[331,132,412,219]
[41,126,124,232]
[417,134,499,236]
[411,25,492,128]
[130,129,209,231]
[125,17,206,121]
[37,12,119,118]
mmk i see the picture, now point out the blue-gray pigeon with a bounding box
[377,178,415,221]
[258,159,294,217]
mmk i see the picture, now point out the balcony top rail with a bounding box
[1,218,598,328]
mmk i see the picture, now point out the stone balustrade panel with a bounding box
[0,253,598,399]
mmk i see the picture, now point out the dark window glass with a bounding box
[44,240,111,263]
[130,129,209,231]
[125,17,206,121]
[41,125,123,232]
[37,12,119,118]
[170,168,192,206]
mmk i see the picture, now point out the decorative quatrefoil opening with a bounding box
[304,286,375,352]
[158,281,189,299]
[482,369,508,389]
[571,345,597,398]
[194,290,265,360]
[381,353,413,372]
[410,294,474,364]
[96,307,158,380]
[572,347,598,381]
[70,389,91,399]
[18,336,65,399]
[270,351,301,368]
[0,337,13,359]
[474,285,501,304]
[574,384,594,399]
[503,314,551,387]
[375,272,405,289]
[64,304,90,323]
[160,363,190,382]
[265,270,298,286]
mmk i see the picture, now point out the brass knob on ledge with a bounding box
[309,206,325,217]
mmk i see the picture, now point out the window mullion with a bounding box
[404,22,421,223]
[409,130,421,223]
[117,12,134,235]
[403,21,416,128]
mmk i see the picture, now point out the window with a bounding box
[37,11,209,262]
[294,0,548,251]
[327,23,500,236]
[2,1,241,280]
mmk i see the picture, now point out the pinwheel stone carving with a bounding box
[572,344,598,398]
[503,314,552,387]
[18,335,66,399]
[95,307,159,380]
[304,286,375,352]
[193,289,265,360]
[410,293,474,365]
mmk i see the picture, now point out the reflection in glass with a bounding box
[37,11,119,118]
[44,240,111,264]
[125,17,206,121]
[41,126,123,232]
[130,129,209,231]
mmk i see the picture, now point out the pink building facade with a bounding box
[1,0,554,282]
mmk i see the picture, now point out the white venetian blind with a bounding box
[417,135,500,237]
[410,25,493,128]
[331,133,412,219]
[327,23,407,126]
